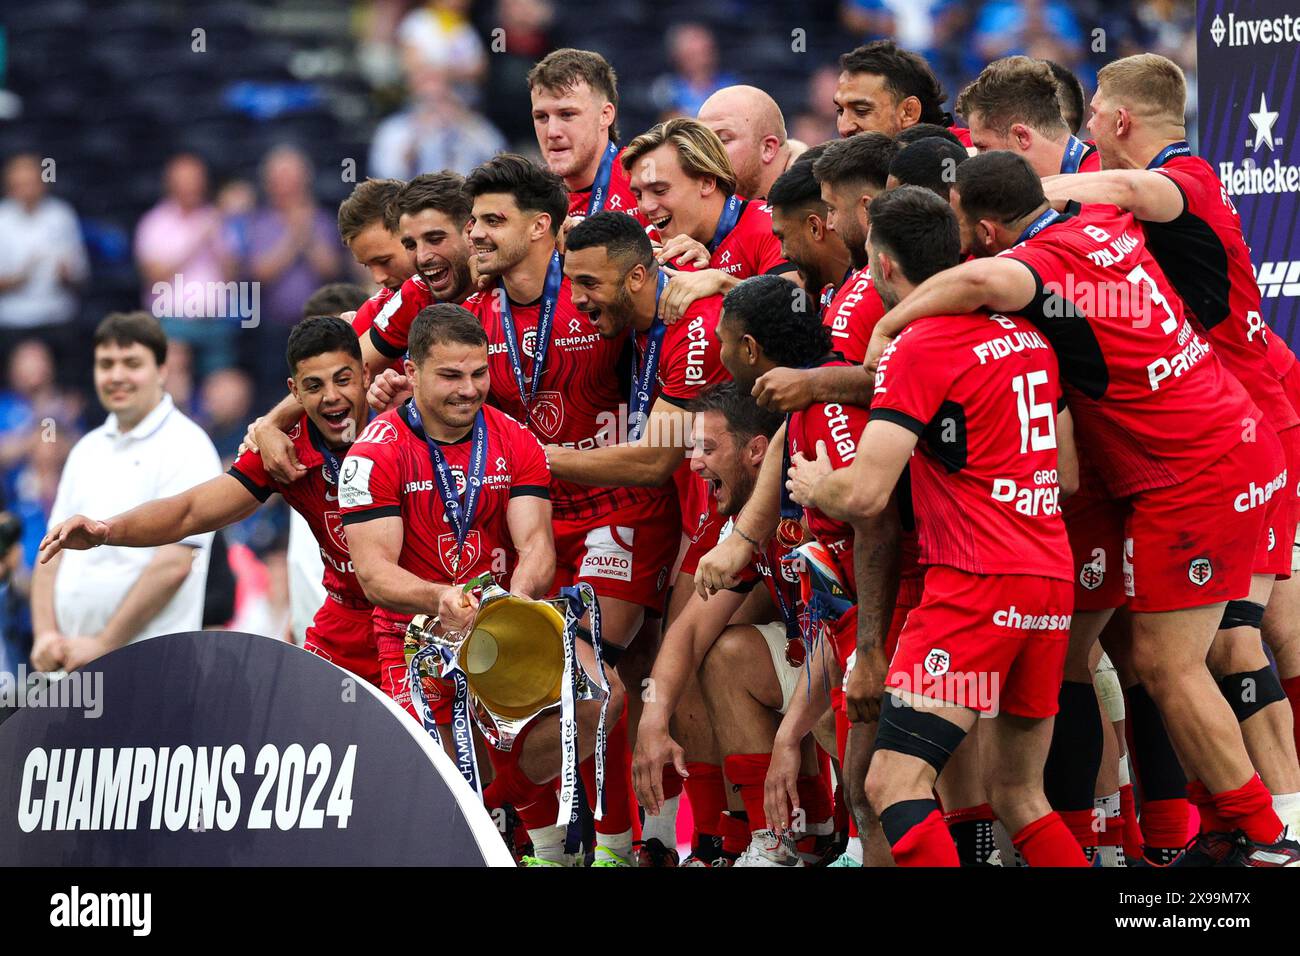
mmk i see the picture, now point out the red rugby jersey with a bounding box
[464,275,671,519]
[368,273,434,359]
[821,267,886,365]
[350,286,396,338]
[567,146,647,225]
[948,125,973,148]
[337,402,550,630]
[871,312,1072,580]
[674,199,792,279]
[1001,201,1261,497]
[1143,150,1298,431]
[229,414,368,605]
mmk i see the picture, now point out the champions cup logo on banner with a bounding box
[1200,0,1300,346]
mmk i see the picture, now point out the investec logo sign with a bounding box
[1210,13,1300,47]
[1217,89,1297,197]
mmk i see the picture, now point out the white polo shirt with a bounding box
[48,393,222,642]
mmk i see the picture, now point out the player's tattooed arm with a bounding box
[505,494,555,600]
[346,515,476,626]
[1041,170,1186,224]
[546,398,689,487]
[39,475,261,563]
[844,500,901,724]
[694,423,785,598]
[866,258,1039,371]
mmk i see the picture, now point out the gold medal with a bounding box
[776,517,804,550]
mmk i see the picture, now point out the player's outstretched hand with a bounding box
[369,368,412,413]
[631,723,688,816]
[752,366,815,413]
[763,736,802,834]
[437,586,480,633]
[693,529,754,599]
[658,268,727,324]
[787,442,832,508]
[39,515,111,563]
[657,234,711,270]
[844,644,888,725]
[253,419,306,485]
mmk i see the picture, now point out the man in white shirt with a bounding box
[29,312,220,672]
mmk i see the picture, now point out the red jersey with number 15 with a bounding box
[872,312,1071,579]
[229,415,367,605]
[337,402,550,630]
[1001,201,1261,497]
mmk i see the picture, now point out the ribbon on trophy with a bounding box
[407,616,483,795]
[555,582,610,837]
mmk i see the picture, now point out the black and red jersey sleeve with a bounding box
[657,300,728,405]
[227,447,277,503]
[369,275,432,357]
[870,327,948,434]
[339,439,402,524]
[351,288,393,338]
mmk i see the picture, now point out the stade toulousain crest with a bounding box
[0,631,512,866]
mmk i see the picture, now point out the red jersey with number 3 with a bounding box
[337,401,550,630]
[872,312,1071,579]
[1143,152,1298,432]
[229,415,367,604]
[821,267,886,365]
[1000,201,1260,497]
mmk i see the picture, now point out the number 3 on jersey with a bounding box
[1011,371,1056,454]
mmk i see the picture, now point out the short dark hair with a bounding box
[811,132,899,191]
[1043,59,1086,134]
[93,311,167,366]
[337,178,404,243]
[566,210,655,270]
[386,171,472,232]
[868,186,961,285]
[464,154,569,236]
[888,137,969,199]
[766,154,824,213]
[528,48,620,142]
[957,56,1068,138]
[286,315,363,373]
[688,381,783,444]
[721,276,831,368]
[408,303,488,364]
[839,41,950,126]
[302,283,370,319]
[895,122,966,149]
[954,150,1046,225]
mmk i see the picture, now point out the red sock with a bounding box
[683,762,725,840]
[1283,675,1300,760]
[1186,780,1228,832]
[796,773,834,825]
[1140,797,1190,850]
[723,753,772,833]
[580,705,637,837]
[1057,808,1100,849]
[1118,783,1144,861]
[1213,774,1284,844]
[484,741,559,831]
[1012,812,1089,866]
[660,765,684,802]
[718,811,750,856]
[889,808,961,866]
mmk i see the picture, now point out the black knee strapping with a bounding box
[879,798,939,846]
[574,625,623,666]
[874,696,967,774]
[1219,600,1266,631]
[1044,681,1104,812]
[1218,666,1287,722]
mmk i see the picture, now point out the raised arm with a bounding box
[1041,170,1186,224]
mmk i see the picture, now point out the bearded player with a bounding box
[834,40,972,146]
[41,316,380,681]
[698,85,806,202]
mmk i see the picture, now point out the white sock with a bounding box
[844,836,863,863]
[526,825,567,863]
[596,827,634,859]
[1272,791,1300,834]
[641,794,679,847]
[1094,792,1125,867]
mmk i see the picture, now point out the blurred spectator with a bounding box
[229,537,292,642]
[199,367,256,464]
[0,340,83,493]
[791,66,844,146]
[0,154,90,383]
[163,340,198,418]
[398,0,488,99]
[651,24,739,119]
[368,65,508,178]
[217,178,258,265]
[243,145,342,404]
[482,0,556,149]
[135,154,238,378]
[973,0,1086,76]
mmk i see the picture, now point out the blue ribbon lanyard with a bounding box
[585,142,619,216]
[497,251,564,421]
[707,195,743,254]
[1060,135,1088,174]
[1015,207,1061,245]
[404,401,487,582]
[1147,141,1192,169]
[629,271,670,442]
[408,640,481,794]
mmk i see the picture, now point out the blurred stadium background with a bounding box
[0,0,1199,670]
